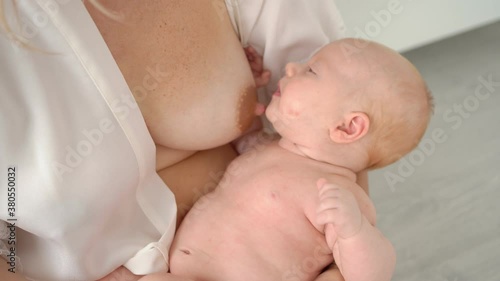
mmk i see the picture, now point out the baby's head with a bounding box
[266,38,433,169]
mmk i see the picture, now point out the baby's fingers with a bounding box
[316,208,339,226]
[317,182,341,199]
[316,193,342,225]
[317,196,341,211]
[245,46,264,71]
[254,70,271,87]
[245,46,259,60]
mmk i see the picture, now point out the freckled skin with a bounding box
[237,85,258,133]
[85,0,258,220]
[86,0,256,150]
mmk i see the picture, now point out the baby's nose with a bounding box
[285,62,299,77]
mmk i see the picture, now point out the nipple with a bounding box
[236,85,258,133]
[254,103,266,116]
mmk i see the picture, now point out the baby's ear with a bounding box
[329,112,370,144]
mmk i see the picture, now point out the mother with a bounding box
[86,0,264,220]
[0,0,347,280]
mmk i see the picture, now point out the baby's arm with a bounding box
[316,180,396,281]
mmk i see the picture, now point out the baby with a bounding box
[140,38,432,281]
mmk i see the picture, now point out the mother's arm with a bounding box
[315,264,345,281]
[96,266,141,281]
[138,272,193,281]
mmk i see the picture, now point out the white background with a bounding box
[335,0,500,52]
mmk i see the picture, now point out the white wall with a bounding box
[335,0,500,52]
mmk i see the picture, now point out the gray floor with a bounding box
[369,21,500,281]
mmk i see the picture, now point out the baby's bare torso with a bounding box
[169,142,375,281]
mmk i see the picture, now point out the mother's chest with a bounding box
[88,0,257,150]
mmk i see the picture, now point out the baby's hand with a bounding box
[316,179,363,240]
[244,45,271,88]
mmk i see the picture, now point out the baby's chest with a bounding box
[224,161,322,223]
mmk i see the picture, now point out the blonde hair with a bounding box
[0,0,123,49]
[365,79,434,169]
[330,38,434,170]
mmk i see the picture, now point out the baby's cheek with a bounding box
[282,100,302,119]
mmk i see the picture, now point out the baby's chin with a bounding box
[265,99,277,121]
[265,105,287,136]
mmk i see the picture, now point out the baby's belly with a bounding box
[169,186,333,281]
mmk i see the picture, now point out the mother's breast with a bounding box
[86,0,257,150]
